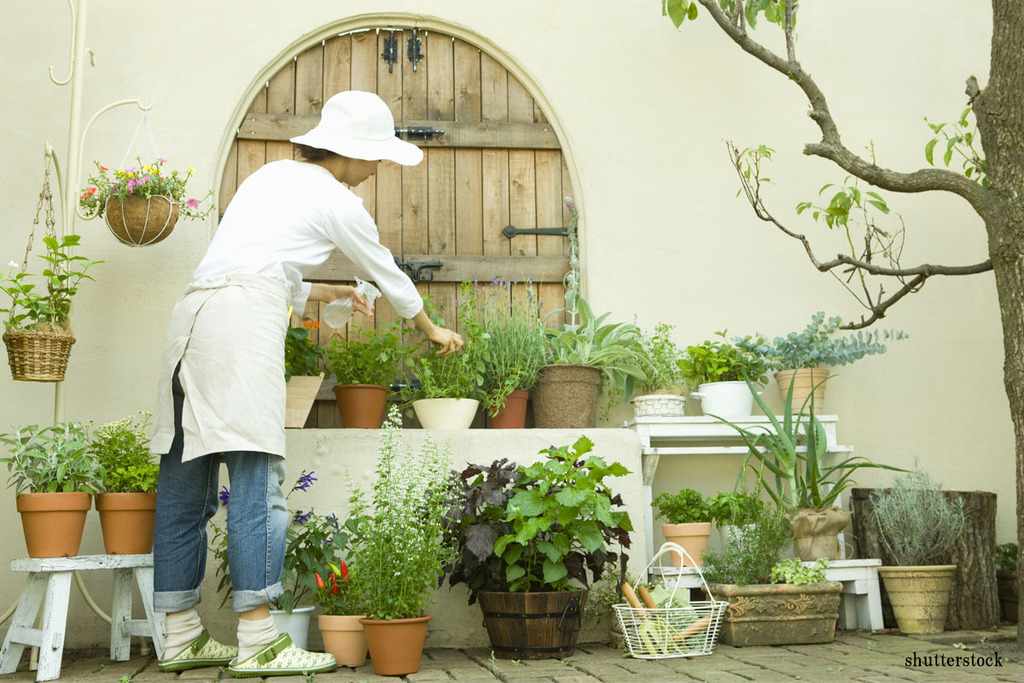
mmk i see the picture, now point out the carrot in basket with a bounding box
[621,582,646,616]
[637,585,658,610]
[672,615,711,642]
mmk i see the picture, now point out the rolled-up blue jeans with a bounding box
[153,369,287,613]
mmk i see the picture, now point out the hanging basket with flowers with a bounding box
[79,157,213,247]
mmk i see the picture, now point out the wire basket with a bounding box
[613,542,726,659]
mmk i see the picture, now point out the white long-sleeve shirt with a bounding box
[192,159,423,318]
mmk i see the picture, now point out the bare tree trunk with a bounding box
[975,0,1024,651]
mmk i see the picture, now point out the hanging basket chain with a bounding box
[10,157,59,325]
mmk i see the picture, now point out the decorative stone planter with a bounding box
[705,581,843,646]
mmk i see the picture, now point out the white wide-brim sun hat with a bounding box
[290,90,423,166]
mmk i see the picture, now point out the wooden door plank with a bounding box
[265,59,295,163]
[236,87,268,192]
[508,150,538,258]
[454,39,483,258]
[402,29,429,261]
[374,31,406,328]
[481,52,510,258]
[426,31,457,326]
[536,149,566,324]
[218,141,238,218]
[323,34,353,97]
[238,114,559,149]
[312,253,568,283]
[349,30,378,216]
[295,43,324,116]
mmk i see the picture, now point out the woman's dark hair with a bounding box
[293,143,331,161]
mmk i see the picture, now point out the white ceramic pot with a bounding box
[690,381,759,418]
[412,398,480,429]
[270,605,315,650]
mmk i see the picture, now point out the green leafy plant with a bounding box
[997,543,1018,573]
[88,412,158,493]
[677,331,768,389]
[634,322,685,395]
[475,278,547,416]
[545,292,647,403]
[718,375,902,510]
[871,468,967,567]
[346,406,456,620]
[445,436,633,602]
[701,505,794,585]
[706,490,766,527]
[284,320,325,381]
[652,488,711,524]
[325,319,406,387]
[211,470,348,612]
[79,158,213,220]
[925,106,987,186]
[0,422,105,494]
[771,558,829,586]
[314,559,364,616]
[403,289,489,402]
[0,234,102,331]
[734,311,906,370]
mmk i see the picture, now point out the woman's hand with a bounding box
[412,309,464,355]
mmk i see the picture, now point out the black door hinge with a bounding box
[394,257,443,282]
[501,225,569,238]
[381,31,399,73]
[407,29,423,72]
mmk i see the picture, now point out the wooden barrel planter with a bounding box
[478,590,587,660]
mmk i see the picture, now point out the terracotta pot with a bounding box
[286,373,324,428]
[661,522,712,567]
[17,492,92,558]
[774,367,830,411]
[790,507,851,561]
[104,195,179,246]
[489,390,528,428]
[412,398,479,429]
[333,383,388,428]
[531,365,602,428]
[705,581,843,646]
[319,614,368,668]
[95,492,157,554]
[477,590,586,660]
[360,615,430,676]
[878,565,957,634]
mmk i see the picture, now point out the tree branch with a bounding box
[695,0,989,212]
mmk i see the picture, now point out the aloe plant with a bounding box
[714,375,902,510]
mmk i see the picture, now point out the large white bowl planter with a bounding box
[690,381,757,418]
[412,398,479,429]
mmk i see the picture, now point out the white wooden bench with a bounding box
[652,558,884,631]
[0,554,166,682]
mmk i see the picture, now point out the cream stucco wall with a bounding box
[0,0,1006,649]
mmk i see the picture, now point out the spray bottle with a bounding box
[322,277,382,328]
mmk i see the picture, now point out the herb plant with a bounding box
[79,158,213,221]
[653,488,711,524]
[404,289,488,402]
[0,422,105,494]
[211,470,348,612]
[734,311,906,370]
[706,490,765,527]
[871,468,966,566]
[445,436,633,602]
[634,322,685,395]
[284,321,325,381]
[475,278,547,416]
[346,406,456,620]
[88,412,158,493]
[678,331,768,388]
[1,234,102,331]
[325,319,405,387]
[771,558,829,585]
[314,559,363,615]
[701,505,793,585]
[545,292,647,403]
[997,543,1018,573]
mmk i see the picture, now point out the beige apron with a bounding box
[151,275,290,462]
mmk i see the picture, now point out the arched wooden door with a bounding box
[218,27,573,426]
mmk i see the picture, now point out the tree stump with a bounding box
[850,488,999,630]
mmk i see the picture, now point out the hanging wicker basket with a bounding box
[104,195,179,246]
[3,327,76,382]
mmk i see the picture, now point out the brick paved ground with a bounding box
[4,627,1021,682]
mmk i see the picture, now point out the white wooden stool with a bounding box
[0,554,166,682]
[654,558,885,632]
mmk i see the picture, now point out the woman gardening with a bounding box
[151,91,463,677]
